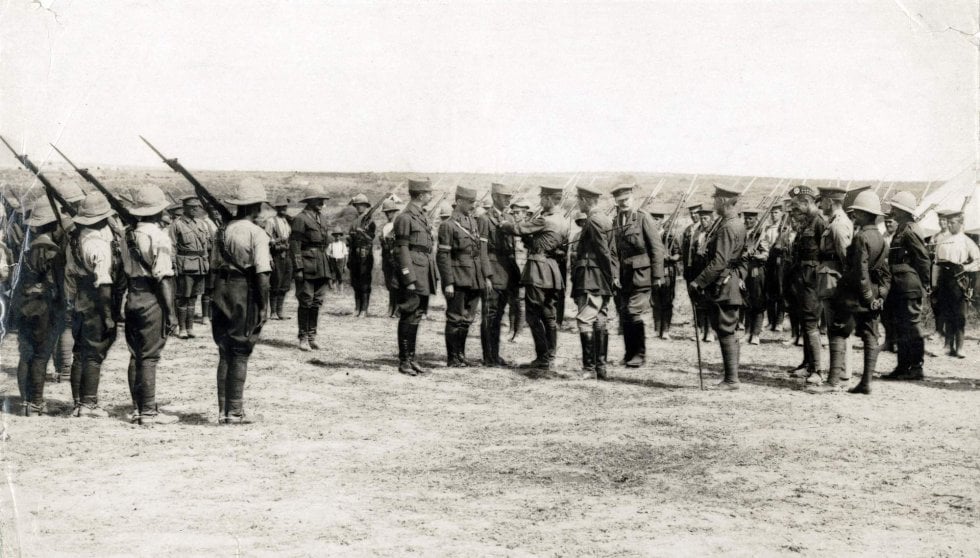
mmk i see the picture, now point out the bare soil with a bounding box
[0,288,978,557]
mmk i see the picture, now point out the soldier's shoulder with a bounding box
[590,213,613,230]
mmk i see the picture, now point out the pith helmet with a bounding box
[26,200,57,226]
[888,191,917,215]
[56,180,86,204]
[349,193,370,206]
[848,190,883,216]
[273,195,290,207]
[128,185,170,216]
[226,178,268,206]
[300,186,330,203]
[381,199,401,213]
[72,192,115,225]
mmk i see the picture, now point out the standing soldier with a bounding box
[932,210,979,358]
[380,198,402,318]
[610,183,665,367]
[571,184,618,379]
[787,185,827,382]
[928,212,952,344]
[810,190,890,394]
[348,194,376,317]
[478,182,519,367]
[880,213,899,352]
[684,207,716,342]
[170,196,213,339]
[290,187,332,351]
[264,196,293,320]
[689,184,747,389]
[437,186,489,366]
[500,186,566,370]
[122,185,179,424]
[210,180,272,424]
[507,197,531,341]
[815,185,853,381]
[52,181,87,382]
[15,201,65,415]
[742,208,776,345]
[763,203,787,332]
[881,191,931,381]
[65,192,120,417]
[393,178,438,376]
[649,205,681,340]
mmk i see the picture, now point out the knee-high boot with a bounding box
[579,331,595,377]
[624,322,645,368]
[297,307,310,350]
[408,324,429,375]
[445,322,457,366]
[457,326,473,366]
[714,334,740,389]
[594,329,609,379]
[307,307,321,350]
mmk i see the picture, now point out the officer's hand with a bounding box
[688,283,701,298]
[444,284,455,299]
[870,298,884,311]
[406,282,417,292]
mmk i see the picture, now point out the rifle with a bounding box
[0,135,73,238]
[561,175,588,218]
[426,191,449,221]
[746,182,788,254]
[663,175,700,253]
[139,136,232,224]
[50,144,138,227]
[355,181,403,230]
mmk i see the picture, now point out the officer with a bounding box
[780,204,802,346]
[816,185,854,379]
[437,186,489,366]
[788,185,827,383]
[689,184,747,389]
[478,182,520,367]
[811,190,890,394]
[881,191,931,380]
[380,198,403,318]
[610,183,665,367]
[348,193,376,317]
[65,192,120,417]
[649,205,681,339]
[571,183,618,379]
[932,210,979,358]
[393,178,438,376]
[15,201,65,415]
[211,179,272,424]
[169,196,214,339]
[742,208,777,345]
[684,207,716,342]
[500,185,565,370]
[123,185,179,424]
[290,187,332,351]
[264,195,293,320]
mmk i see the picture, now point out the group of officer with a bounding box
[3,175,977,424]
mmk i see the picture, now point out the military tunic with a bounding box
[744,221,778,336]
[572,208,619,329]
[169,216,213,297]
[653,229,681,334]
[478,206,520,364]
[828,223,890,339]
[290,207,333,309]
[347,218,376,299]
[394,202,437,325]
[437,208,487,327]
[932,232,979,338]
[693,216,747,335]
[887,221,931,374]
[264,214,293,295]
[613,208,665,323]
[16,229,64,409]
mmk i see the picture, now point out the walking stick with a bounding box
[691,302,705,390]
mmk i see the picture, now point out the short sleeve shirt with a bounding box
[220,219,272,274]
[132,222,175,280]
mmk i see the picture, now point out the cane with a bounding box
[692,302,705,390]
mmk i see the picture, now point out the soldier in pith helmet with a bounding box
[264,195,293,320]
[380,198,403,318]
[290,187,332,351]
[347,193,376,317]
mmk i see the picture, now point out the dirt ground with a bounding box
[0,287,977,557]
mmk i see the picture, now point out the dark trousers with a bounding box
[652,280,675,333]
[893,294,925,372]
[348,254,374,295]
[17,305,57,406]
[397,291,429,326]
[525,285,560,361]
[71,286,118,406]
[270,250,293,295]
[481,286,513,362]
[212,275,263,417]
[124,285,167,414]
[295,277,329,309]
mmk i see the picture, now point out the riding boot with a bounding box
[521,319,549,368]
[225,356,249,423]
[445,323,458,366]
[79,360,102,408]
[297,307,310,351]
[713,334,740,389]
[307,307,320,350]
[408,324,430,375]
[594,329,609,379]
[481,313,494,364]
[883,335,911,379]
[457,326,474,366]
[397,322,416,375]
[579,331,596,378]
[625,322,645,368]
[850,333,877,394]
[907,336,925,379]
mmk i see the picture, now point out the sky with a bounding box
[0,0,976,180]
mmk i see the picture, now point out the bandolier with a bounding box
[290,187,333,351]
[437,186,489,367]
[611,183,665,367]
[170,196,214,338]
[347,193,376,317]
[264,195,293,320]
[478,182,520,367]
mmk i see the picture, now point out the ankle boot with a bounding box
[594,329,609,379]
[714,334,740,389]
[850,335,877,394]
[579,331,596,378]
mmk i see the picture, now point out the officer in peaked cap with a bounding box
[648,204,682,339]
[609,182,665,366]
[210,178,272,424]
[380,198,403,318]
[478,182,520,367]
[499,184,567,370]
[689,183,747,389]
[437,185,488,366]
[264,194,293,320]
[290,186,333,351]
[393,178,438,376]
[787,184,828,382]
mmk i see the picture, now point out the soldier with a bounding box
[780,204,803,346]
[170,196,213,339]
[683,207,716,342]
[65,192,120,417]
[811,190,890,394]
[290,187,332,351]
[327,228,347,291]
[610,183,664,367]
[507,197,531,341]
[347,194,376,316]
[393,178,438,376]
[932,210,979,358]
[649,205,681,339]
[571,183,618,379]
[880,213,898,352]
[763,203,787,331]
[15,201,65,415]
[380,198,403,318]
[478,182,520,367]
[500,186,566,370]
[52,181,87,382]
[742,208,777,345]
[210,179,272,424]
[437,186,489,366]
[928,210,954,346]
[814,185,854,381]
[264,196,293,320]
[689,184,747,389]
[122,185,179,424]
[881,191,931,381]
[787,185,827,382]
